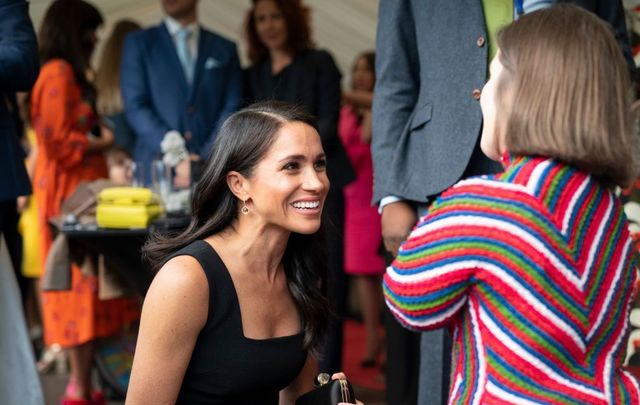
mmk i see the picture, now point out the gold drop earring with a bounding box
[241,199,249,215]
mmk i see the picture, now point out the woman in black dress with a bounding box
[244,0,355,373]
[126,102,357,404]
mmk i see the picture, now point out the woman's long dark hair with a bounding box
[38,0,103,98]
[144,101,331,353]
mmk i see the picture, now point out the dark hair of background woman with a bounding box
[357,51,375,77]
[245,0,314,64]
[351,51,376,94]
[38,0,103,97]
[143,101,331,354]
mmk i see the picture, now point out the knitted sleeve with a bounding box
[383,180,500,331]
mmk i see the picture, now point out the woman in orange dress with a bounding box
[31,1,138,403]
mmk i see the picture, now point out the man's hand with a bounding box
[87,125,115,152]
[381,201,417,257]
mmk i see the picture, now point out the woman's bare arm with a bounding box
[342,90,373,109]
[126,255,209,405]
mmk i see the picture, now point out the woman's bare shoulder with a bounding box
[144,255,210,328]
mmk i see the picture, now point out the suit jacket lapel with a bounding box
[158,23,189,97]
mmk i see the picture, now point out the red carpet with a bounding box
[626,365,640,382]
[343,319,386,391]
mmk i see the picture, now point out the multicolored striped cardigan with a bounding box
[384,155,640,404]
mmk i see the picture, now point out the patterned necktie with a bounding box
[175,28,194,84]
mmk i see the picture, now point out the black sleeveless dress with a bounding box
[166,240,307,404]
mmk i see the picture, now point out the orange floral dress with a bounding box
[31,60,139,348]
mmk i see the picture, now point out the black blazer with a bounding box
[0,0,39,201]
[244,49,355,189]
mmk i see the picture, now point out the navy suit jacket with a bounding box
[121,23,242,181]
[0,0,38,201]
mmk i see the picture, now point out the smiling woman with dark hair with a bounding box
[127,102,358,405]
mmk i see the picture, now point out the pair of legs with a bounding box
[354,275,384,364]
[65,341,96,400]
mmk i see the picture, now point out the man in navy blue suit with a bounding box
[121,0,243,185]
[0,0,39,300]
[0,1,43,402]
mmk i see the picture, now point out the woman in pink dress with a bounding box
[340,52,385,367]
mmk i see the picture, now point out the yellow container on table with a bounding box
[96,187,163,229]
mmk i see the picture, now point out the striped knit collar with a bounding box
[500,155,580,186]
[497,155,601,216]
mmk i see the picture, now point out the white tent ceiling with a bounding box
[27,0,379,83]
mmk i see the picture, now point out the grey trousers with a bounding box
[414,200,453,405]
[418,328,453,404]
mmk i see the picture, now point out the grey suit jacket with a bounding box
[372,0,492,205]
[371,0,632,206]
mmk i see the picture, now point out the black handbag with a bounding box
[295,373,356,405]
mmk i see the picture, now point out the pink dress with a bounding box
[339,106,385,275]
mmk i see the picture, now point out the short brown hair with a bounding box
[244,0,314,65]
[496,4,636,187]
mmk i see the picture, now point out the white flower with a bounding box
[161,131,187,167]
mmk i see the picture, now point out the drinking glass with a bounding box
[129,161,145,187]
[151,160,171,203]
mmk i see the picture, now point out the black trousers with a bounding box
[0,199,27,303]
[319,188,348,374]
